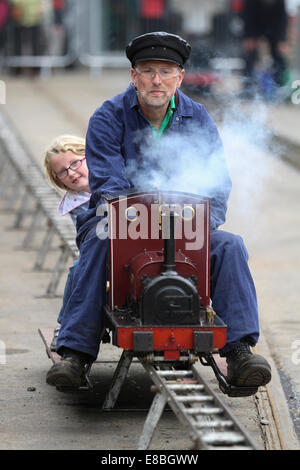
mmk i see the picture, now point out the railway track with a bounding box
[0,110,78,297]
[38,331,259,450]
[138,357,258,450]
[0,80,298,450]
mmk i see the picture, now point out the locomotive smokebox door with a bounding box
[141,275,200,325]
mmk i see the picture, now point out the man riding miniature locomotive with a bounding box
[46,31,271,394]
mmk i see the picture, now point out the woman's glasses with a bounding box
[56,157,86,180]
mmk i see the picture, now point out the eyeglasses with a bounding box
[56,157,86,180]
[135,66,180,80]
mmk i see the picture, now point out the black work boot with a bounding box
[225,340,271,389]
[46,347,92,390]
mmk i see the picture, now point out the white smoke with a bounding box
[126,121,230,198]
[218,97,281,239]
[125,95,281,242]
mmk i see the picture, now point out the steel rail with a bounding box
[138,359,258,450]
[98,350,258,450]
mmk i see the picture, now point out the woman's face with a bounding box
[51,150,90,193]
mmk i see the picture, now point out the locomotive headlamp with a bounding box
[125,206,139,222]
[181,205,195,221]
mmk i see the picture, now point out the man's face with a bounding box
[131,60,185,110]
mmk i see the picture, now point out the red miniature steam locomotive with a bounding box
[102,189,258,397]
[103,189,226,361]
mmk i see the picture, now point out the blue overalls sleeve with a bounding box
[86,100,131,208]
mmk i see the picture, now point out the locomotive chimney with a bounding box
[162,210,177,273]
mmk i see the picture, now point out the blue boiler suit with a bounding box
[56,84,259,359]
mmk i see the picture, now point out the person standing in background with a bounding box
[0,0,10,57]
[242,0,289,97]
[139,0,168,33]
[10,0,43,74]
[48,0,66,56]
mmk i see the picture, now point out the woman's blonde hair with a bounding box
[43,135,86,191]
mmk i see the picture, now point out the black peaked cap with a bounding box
[126,32,191,68]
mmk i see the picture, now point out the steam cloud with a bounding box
[125,96,280,238]
[219,98,281,229]
[125,121,230,198]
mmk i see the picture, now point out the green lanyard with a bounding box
[151,95,176,138]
